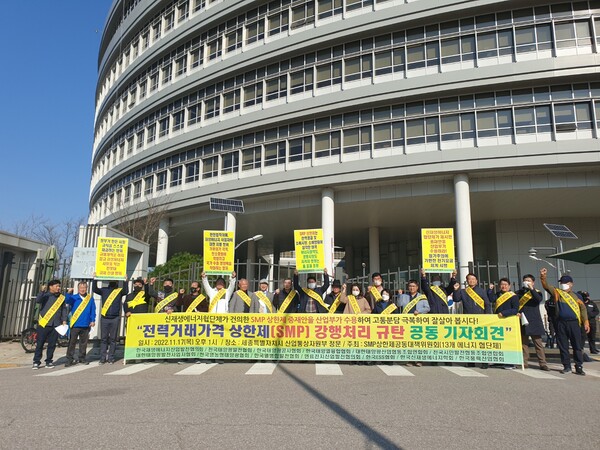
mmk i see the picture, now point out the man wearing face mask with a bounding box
[398,280,430,315]
[229,278,260,313]
[149,278,181,313]
[365,272,385,310]
[420,268,456,314]
[273,278,300,313]
[294,268,330,313]
[177,281,207,313]
[123,278,151,316]
[252,279,275,313]
[517,274,549,370]
[540,269,589,375]
[325,280,345,314]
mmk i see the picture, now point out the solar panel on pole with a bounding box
[543,223,578,239]
[209,197,245,214]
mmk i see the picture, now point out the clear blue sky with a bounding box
[0,1,113,230]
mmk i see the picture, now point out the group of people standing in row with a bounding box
[32,267,597,376]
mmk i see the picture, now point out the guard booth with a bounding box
[73,225,149,340]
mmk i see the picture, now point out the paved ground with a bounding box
[1,340,598,449]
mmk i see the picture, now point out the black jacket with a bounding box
[517,288,546,336]
[421,277,452,314]
[273,289,300,313]
[93,280,128,319]
[36,292,68,327]
[293,273,330,313]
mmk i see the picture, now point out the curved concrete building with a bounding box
[90,0,600,289]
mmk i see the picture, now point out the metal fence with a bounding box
[0,258,71,340]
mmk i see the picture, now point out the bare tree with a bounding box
[109,195,170,246]
[11,215,85,261]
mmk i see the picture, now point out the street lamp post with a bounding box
[528,246,561,281]
[235,234,263,251]
[235,235,264,282]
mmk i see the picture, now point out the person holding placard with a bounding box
[420,268,456,314]
[339,283,371,314]
[517,274,549,371]
[251,279,275,314]
[229,278,259,313]
[65,281,96,366]
[294,269,330,313]
[93,273,128,365]
[273,278,300,313]
[32,280,68,369]
[202,271,236,313]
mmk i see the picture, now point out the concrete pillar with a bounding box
[156,217,170,266]
[454,174,474,282]
[321,188,335,275]
[343,245,354,281]
[369,227,380,275]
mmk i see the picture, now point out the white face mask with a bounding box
[560,283,570,291]
[382,294,390,301]
[374,280,382,287]
[351,290,360,296]
[522,281,530,289]
[308,282,316,289]
[432,281,442,287]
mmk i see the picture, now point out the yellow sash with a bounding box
[208,288,227,312]
[279,290,297,313]
[255,291,274,313]
[431,285,448,305]
[465,287,485,310]
[127,290,146,309]
[186,294,206,313]
[402,294,427,314]
[38,295,65,327]
[557,289,582,325]
[70,294,91,328]
[154,292,179,313]
[101,288,123,317]
[381,303,398,315]
[518,291,533,311]
[237,290,252,307]
[348,295,361,314]
[370,286,383,302]
[328,294,342,314]
[494,291,515,313]
[302,288,330,312]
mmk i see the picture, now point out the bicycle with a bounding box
[20,323,69,353]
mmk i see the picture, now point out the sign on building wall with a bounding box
[94,237,128,280]
[203,230,235,275]
[421,228,455,272]
[294,229,325,273]
[70,247,97,279]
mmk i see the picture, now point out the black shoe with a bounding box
[99,359,107,365]
[466,363,475,367]
[575,367,586,376]
[560,367,571,374]
[82,361,90,365]
[45,362,55,369]
[65,361,74,367]
[539,365,550,371]
[590,350,599,354]
[108,360,115,365]
[480,364,489,369]
[32,363,40,370]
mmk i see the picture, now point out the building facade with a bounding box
[90,0,600,291]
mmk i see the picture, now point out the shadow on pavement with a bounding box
[279,364,402,449]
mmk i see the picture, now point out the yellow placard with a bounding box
[203,230,234,275]
[95,237,128,280]
[421,228,455,273]
[124,313,523,364]
[294,229,325,273]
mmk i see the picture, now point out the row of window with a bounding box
[91,93,600,212]
[92,12,600,176]
[95,0,600,138]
